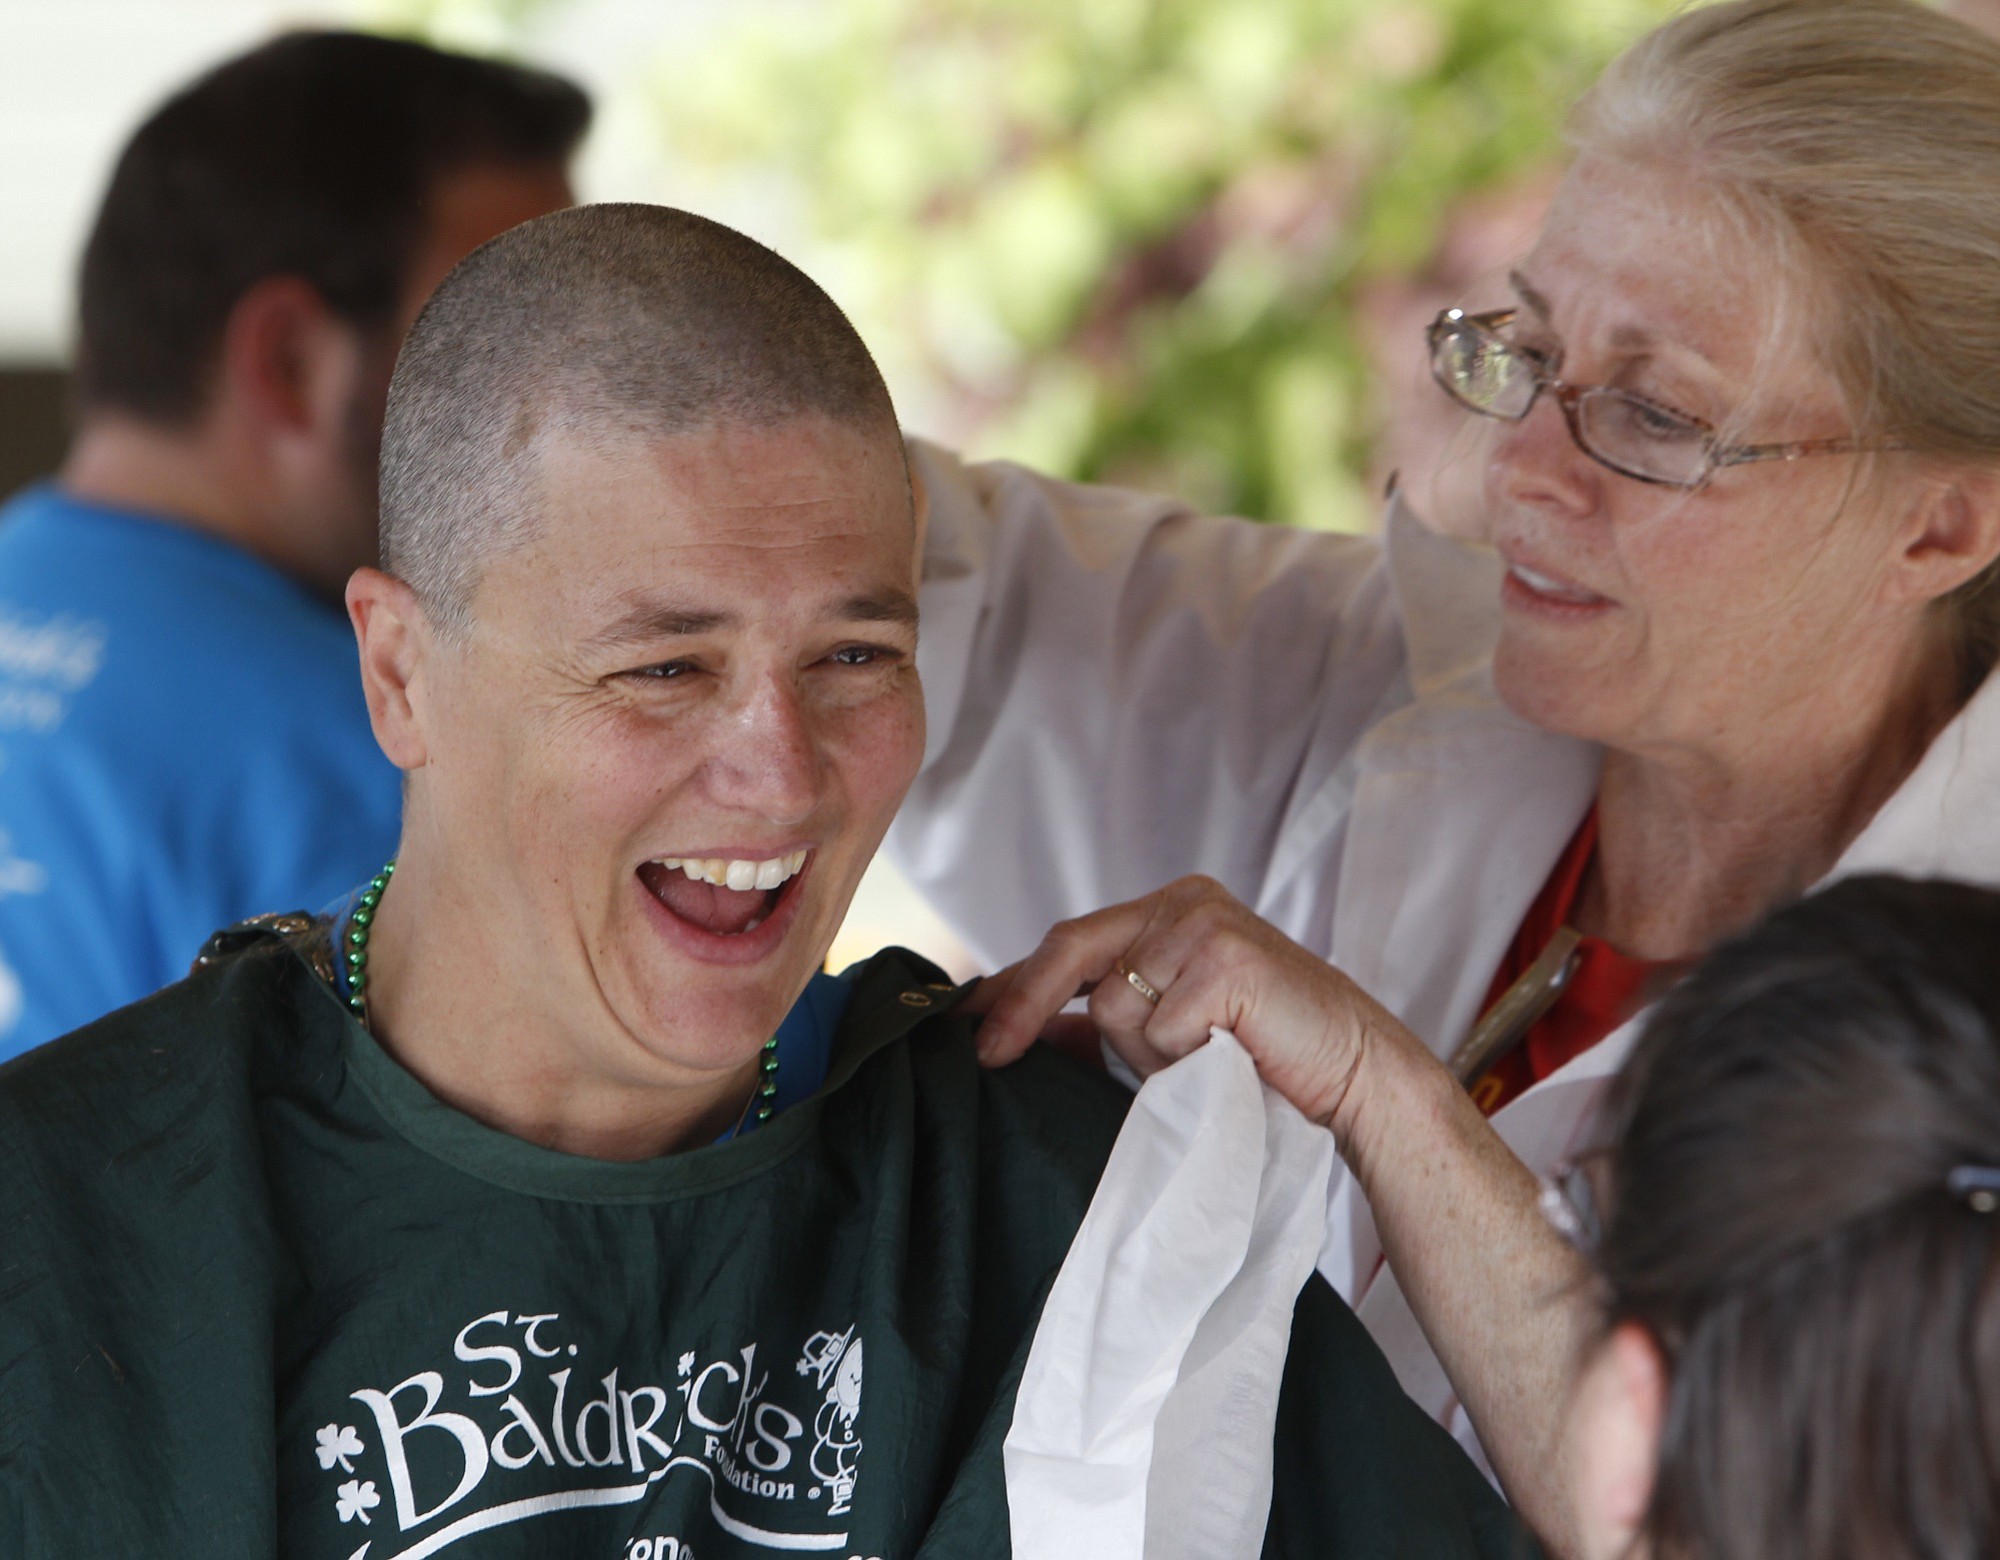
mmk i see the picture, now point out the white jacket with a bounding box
[894,439,2000,1446]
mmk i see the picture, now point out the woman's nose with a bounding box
[1488,391,1601,519]
[709,677,824,824]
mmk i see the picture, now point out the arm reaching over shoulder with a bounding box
[892,442,1404,968]
[967,876,1594,1559]
[966,875,1379,1122]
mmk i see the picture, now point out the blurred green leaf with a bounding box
[378,0,1681,530]
[652,0,1681,528]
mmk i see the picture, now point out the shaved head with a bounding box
[379,202,902,631]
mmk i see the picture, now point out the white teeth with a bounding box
[655,849,809,890]
[1510,563,1596,602]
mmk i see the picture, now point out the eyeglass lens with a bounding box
[1575,393,1708,486]
[1431,316,1711,487]
[1434,322,1537,419]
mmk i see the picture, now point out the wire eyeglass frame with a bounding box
[1427,307,1897,489]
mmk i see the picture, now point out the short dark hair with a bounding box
[1599,874,2000,1560]
[380,202,903,632]
[76,31,590,424]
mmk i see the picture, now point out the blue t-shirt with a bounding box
[719,967,855,1135]
[0,485,403,1058]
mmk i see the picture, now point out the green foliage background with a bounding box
[373,0,1679,529]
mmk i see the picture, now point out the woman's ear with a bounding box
[1887,465,2000,607]
[1567,1321,1667,1560]
[346,567,433,771]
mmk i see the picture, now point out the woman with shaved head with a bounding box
[0,205,1528,1559]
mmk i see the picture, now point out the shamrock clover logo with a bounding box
[336,1478,381,1526]
[316,1422,365,1473]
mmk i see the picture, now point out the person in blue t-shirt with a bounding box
[0,34,589,1057]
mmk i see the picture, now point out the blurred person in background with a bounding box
[0,32,585,1058]
[895,0,2000,1546]
[1566,874,2000,1560]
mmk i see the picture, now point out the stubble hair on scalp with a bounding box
[379,202,904,636]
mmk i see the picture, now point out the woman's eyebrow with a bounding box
[579,587,917,656]
[835,589,919,628]
[1508,267,1711,371]
[582,599,733,655]
[1508,270,1554,319]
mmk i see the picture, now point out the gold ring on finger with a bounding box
[1115,959,1163,1006]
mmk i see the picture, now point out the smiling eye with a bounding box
[1630,399,1701,442]
[1590,391,1705,447]
[624,660,698,681]
[828,644,898,667]
[1491,319,1557,370]
[1510,338,1558,374]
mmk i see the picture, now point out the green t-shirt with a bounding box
[0,920,1537,1560]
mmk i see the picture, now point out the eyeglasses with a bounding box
[1427,308,1895,489]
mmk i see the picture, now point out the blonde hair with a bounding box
[1571,0,2000,688]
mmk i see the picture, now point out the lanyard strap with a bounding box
[1448,926,1583,1087]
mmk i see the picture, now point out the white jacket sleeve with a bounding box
[890,439,1407,969]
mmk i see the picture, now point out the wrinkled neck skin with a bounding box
[356,818,763,1163]
[1579,622,1961,961]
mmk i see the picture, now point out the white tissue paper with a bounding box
[1003,1029,1338,1560]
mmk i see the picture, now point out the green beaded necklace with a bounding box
[342,859,393,1019]
[341,859,781,1132]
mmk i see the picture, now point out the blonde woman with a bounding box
[893,0,2000,1547]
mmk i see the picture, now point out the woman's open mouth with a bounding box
[1501,559,1614,620]
[637,850,810,944]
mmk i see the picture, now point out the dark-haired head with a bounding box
[77,31,589,425]
[1569,875,2000,1560]
[65,31,587,600]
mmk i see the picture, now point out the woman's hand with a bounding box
[972,876,1596,1547]
[965,875,1401,1130]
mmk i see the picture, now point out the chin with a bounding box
[1492,635,1624,745]
[625,971,803,1074]
[657,919,835,1025]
